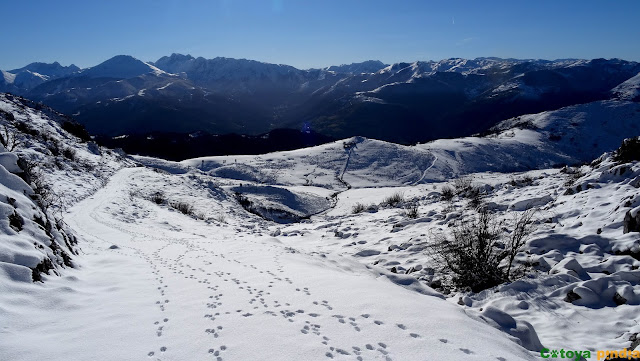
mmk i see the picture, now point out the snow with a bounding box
[612,71,640,100]
[2,92,640,359]
[130,100,640,190]
[157,82,174,90]
[1,70,16,84]
[0,166,536,360]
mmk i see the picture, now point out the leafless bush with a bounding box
[405,203,419,218]
[509,175,534,187]
[504,209,537,279]
[352,202,367,214]
[561,166,584,186]
[441,186,455,201]
[170,201,194,216]
[62,147,76,161]
[430,208,537,292]
[381,192,404,207]
[14,121,39,137]
[0,125,21,151]
[467,185,485,209]
[18,158,58,209]
[453,177,473,196]
[150,191,165,205]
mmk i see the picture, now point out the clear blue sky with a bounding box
[1,0,639,70]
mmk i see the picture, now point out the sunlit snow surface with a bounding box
[2,94,640,360]
[1,168,535,360]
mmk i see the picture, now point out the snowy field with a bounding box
[1,93,640,360]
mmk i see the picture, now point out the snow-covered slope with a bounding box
[132,99,640,189]
[3,90,640,359]
[0,93,133,207]
[0,91,135,280]
[612,71,640,101]
[269,146,640,353]
[0,62,79,92]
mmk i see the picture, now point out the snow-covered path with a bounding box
[2,168,536,361]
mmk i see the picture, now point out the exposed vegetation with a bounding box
[431,208,537,292]
[381,192,404,207]
[170,201,194,216]
[405,203,419,219]
[614,137,640,163]
[62,121,92,142]
[440,186,455,201]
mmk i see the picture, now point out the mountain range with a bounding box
[1,55,639,147]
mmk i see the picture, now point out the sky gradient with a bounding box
[1,0,639,70]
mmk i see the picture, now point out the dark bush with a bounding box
[381,192,404,207]
[150,191,165,205]
[467,186,485,209]
[431,208,536,292]
[441,186,455,201]
[0,108,15,121]
[614,137,640,163]
[405,204,419,218]
[453,177,473,196]
[509,175,534,187]
[352,202,367,214]
[8,211,24,232]
[62,121,92,142]
[63,147,76,160]
[170,201,194,216]
[0,125,20,151]
[14,121,39,136]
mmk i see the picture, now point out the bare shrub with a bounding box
[405,203,419,219]
[441,186,455,201]
[509,175,534,187]
[352,202,367,214]
[467,185,485,209]
[381,192,404,207]
[614,136,640,163]
[430,208,537,292]
[453,177,473,196]
[170,201,194,216]
[504,209,537,279]
[17,158,58,209]
[150,191,165,205]
[14,121,39,136]
[62,147,76,161]
[0,125,21,151]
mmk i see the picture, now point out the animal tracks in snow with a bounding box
[60,168,524,361]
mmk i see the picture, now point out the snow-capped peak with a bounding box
[78,55,166,79]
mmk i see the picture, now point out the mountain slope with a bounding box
[132,99,640,189]
[78,55,164,79]
[8,55,640,146]
[612,71,640,101]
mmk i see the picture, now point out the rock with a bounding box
[564,290,582,303]
[624,206,640,233]
[614,292,628,306]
